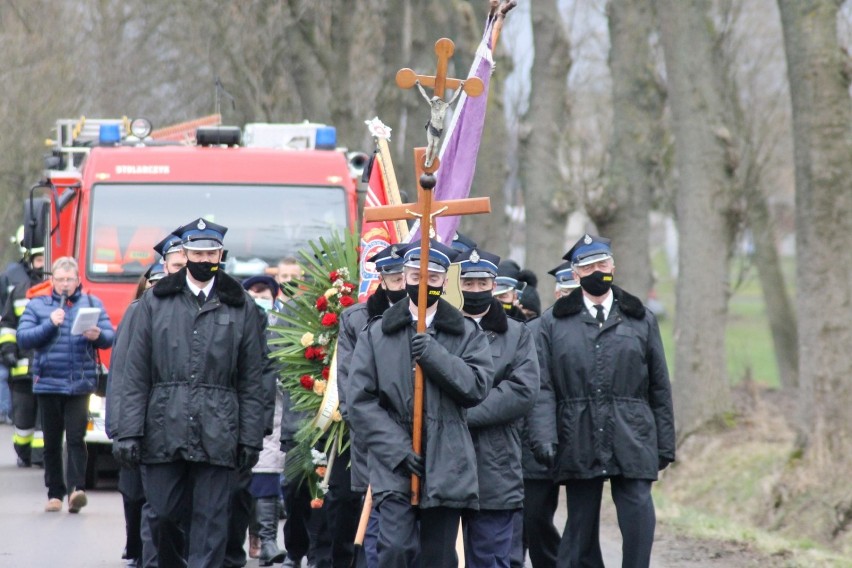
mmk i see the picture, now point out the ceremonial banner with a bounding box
[358,151,401,302]
[410,17,496,244]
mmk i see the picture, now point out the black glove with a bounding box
[2,350,18,369]
[532,443,557,468]
[411,332,432,360]
[401,451,425,477]
[113,438,142,468]
[659,457,673,471]
[238,445,260,470]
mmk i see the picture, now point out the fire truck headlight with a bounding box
[130,118,153,139]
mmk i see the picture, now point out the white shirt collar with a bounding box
[186,276,215,297]
[583,291,614,322]
[409,303,437,328]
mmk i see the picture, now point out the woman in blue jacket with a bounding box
[17,256,114,514]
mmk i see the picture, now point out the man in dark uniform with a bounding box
[455,248,540,568]
[349,241,493,568]
[114,218,268,568]
[493,272,526,321]
[514,261,581,568]
[0,243,45,467]
[536,235,675,568]
[336,242,410,568]
[0,242,44,467]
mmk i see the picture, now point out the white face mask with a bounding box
[254,297,273,312]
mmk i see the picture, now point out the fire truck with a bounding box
[21,116,364,486]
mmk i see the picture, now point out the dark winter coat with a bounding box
[17,287,115,396]
[117,269,268,468]
[536,286,675,481]
[0,261,43,383]
[105,299,140,439]
[349,298,493,509]
[337,286,393,493]
[522,315,558,480]
[467,300,539,510]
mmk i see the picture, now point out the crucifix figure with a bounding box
[396,38,484,173]
[362,147,491,505]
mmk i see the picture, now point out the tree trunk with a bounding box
[520,0,573,290]
[593,0,665,301]
[776,0,852,466]
[656,0,734,440]
[745,183,799,390]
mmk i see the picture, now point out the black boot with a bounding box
[257,497,286,566]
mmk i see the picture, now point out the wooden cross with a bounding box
[363,147,490,505]
[396,38,485,173]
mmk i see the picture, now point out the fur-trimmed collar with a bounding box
[477,298,509,333]
[381,298,466,335]
[366,286,392,319]
[152,267,246,307]
[552,285,645,320]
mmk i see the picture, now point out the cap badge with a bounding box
[390,246,400,259]
[198,219,207,230]
[470,250,480,263]
[583,234,592,245]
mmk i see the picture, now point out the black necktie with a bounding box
[197,291,206,307]
[594,304,605,325]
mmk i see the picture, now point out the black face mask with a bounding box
[186,260,219,283]
[462,290,492,315]
[580,271,614,296]
[385,288,408,304]
[406,283,442,308]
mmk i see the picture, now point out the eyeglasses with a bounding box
[53,277,78,283]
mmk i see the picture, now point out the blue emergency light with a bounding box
[99,124,122,145]
[315,126,337,150]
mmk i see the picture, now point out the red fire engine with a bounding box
[24,116,363,328]
[20,116,365,486]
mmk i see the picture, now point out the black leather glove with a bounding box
[113,438,142,468]
[401,451,425,477]
[238,445,260,470]
[532,443,557,468]
[1,350,18,369]
[411,332,432,360]
[659,457,673,471]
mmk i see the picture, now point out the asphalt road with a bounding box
[0,422,640,567]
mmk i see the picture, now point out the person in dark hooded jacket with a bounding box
[114,219,268,568]
[349,241,493,568]
[536,235,674,568]
[455,248,539,568]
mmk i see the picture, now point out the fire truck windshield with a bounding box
[87,183,348,281]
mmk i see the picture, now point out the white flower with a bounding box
[300,332,315,347]
[311,449,328,466]
[324,288,338,298]
[317,333,330,346]
[337,267,350,280]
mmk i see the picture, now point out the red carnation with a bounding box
[341,282,355,294]
[329,270,339,282]
[304,346,317,360]
[321,313,338,327]
[300,375,315,390]
[339,295,355,308]
[315,296,328,311]
[321,366,330,379]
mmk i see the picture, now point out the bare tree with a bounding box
[656,0,735,440]
[519,0,573,289]
[594,0,666,300]
[776,0,852,466]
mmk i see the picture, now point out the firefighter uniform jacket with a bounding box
[118,268,267,468]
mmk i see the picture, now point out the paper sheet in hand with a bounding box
[71,307,101,335]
